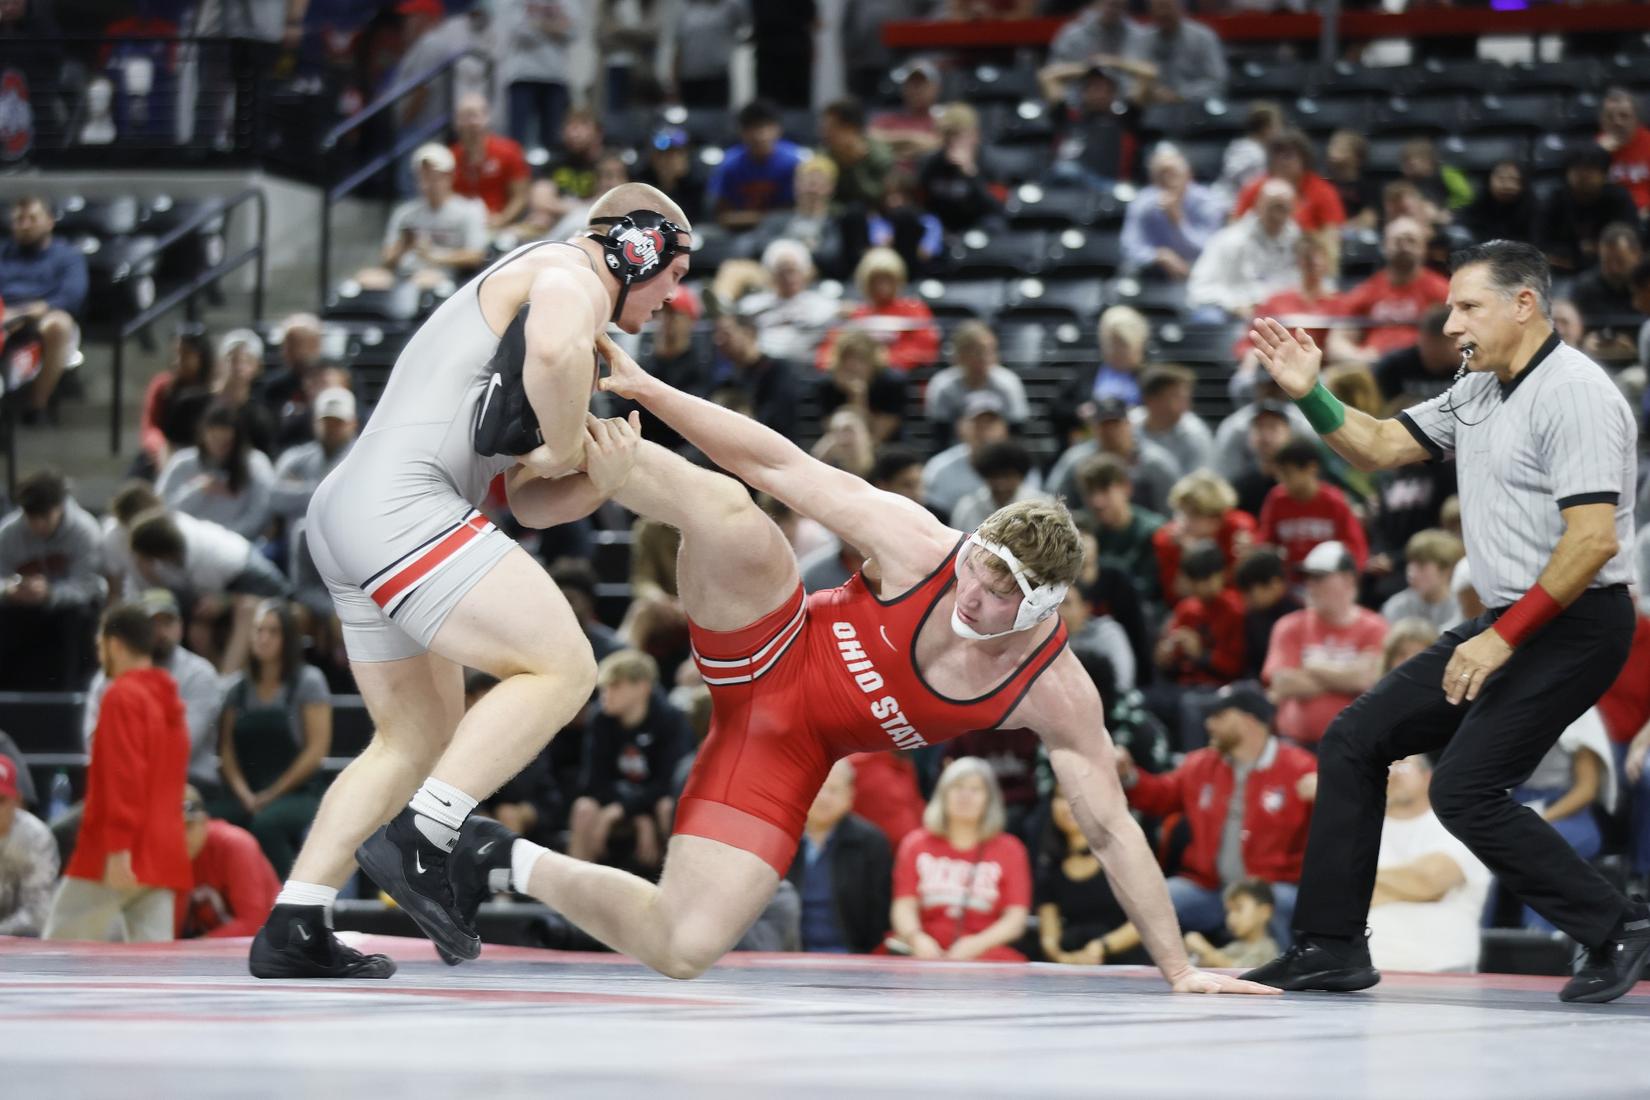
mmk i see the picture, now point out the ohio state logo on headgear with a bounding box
[616,225,664,275]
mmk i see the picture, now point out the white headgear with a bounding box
[950,533,1069,641]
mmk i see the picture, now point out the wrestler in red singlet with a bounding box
[674,536,1068,874]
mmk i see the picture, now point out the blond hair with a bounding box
[1097,305,1149,355]
[797,152,839,186]
[830,329,886,374]
[1382,618,1439,674]
[1168,471,1238,518]
[586,182,692,235]
[854,247,909,297]
[597,648,659,687]
[975,498,1084,588]
[936,102,978,137]
[923,756,1007,840]
[1404,528,1464,570]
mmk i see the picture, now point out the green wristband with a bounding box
[1293,381,1346,435]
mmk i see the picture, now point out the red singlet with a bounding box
[675,537,1068,873]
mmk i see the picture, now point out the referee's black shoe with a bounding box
[1241,933,1380,992]
[357,808,481,962]
[1559,906,1650,1004]
[249,904,397,979]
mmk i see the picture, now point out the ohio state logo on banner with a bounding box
[0,69,33,162]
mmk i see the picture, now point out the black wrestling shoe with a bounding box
[437,816,518,966]
[249,904,397,979]
[1559,909,1650,1004]
[1241,934,1380,992]
[356,808,481,962]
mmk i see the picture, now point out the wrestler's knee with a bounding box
[655,932,724,981]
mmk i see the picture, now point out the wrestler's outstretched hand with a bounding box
[594,332,651,401]
[582,411,642,496]
[1168,968,1282,996]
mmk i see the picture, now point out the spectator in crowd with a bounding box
[177,784,279,939]
[1233,130,1346,237]
[739,239,839,365]
[1129,363,1212,479]
[1574,222,1645,362]
[810,407,878,480]
[667,0,749,107]
[709,100,807,230]
[569,650,687,871]
[1551,298,1585,346]
[1460,160,1535,246]
[156,401,275,542]
[537,153,632,244]
[917,102,1004,235]
[786,758,894,954]
[1058,586,1138,693]
[215,601,330,878]
[1116,682,1313,950]
[635,127,707,226]
[1236,548,1300,681]
[1217,391,1304,501]
[1256,437,1368,581]
[0,195,87,421]
[844,748,927,852]
[495,0,578,152]
[1513,708,1616,931]
[817,330,909,445]
[1217,102,1284,205]
[270,388,357,525]
[128,508,290,621]
[1047,0,1149,66]
[1154,540,1246,694]
[389,0,475,143]
[924,320,1030,436]
[1187,178,1300,322]
[0,469,105,692]
[83,588,225,798]
[618,286,706,453]
[1366,754,1492,974]
[1373,306,1458,407]
[101,481,164,601]
[1263,541,1387,748]
[1037,784,1145,965]
[821,98,894,211]
[44,606,190,942]
[891,757,1033,962]
[0,730,35,812]
[951,440,1048,533]
[596,0,666,111]
[1325,216,1449,364]
[544,108,607,204]
[260,314,330,439]
[921,391,1029,518]
[1536,145,1639,274]
[1042,64,1146,192]
[815,247,940,373]
[1120,143,1224,281]
[741,155,842,268]
[1380,529,1463,631]
[1078,454,1165,606]
[1598,86,1650,215]
[1151,469,1256,602]
[503,180,562,243]
[1136,0,1225,104]
[1183,878,1279,971]
[1382,618,1440,676]
[708,310,799,440]
[1323,129,1380,230]
[869,446,927,508]
[139,324,215,477]
[207,329,278,457]
[449,92,529,230]
[548,560,623,662]
[0,755,56,936]
[1049,397,1180,515]
[368,143,488,290]
[798,519,868,592]
[872,59,944,164]
[1054,305,1151,441]
[1398,138,1472,213]
[839,168,947,280]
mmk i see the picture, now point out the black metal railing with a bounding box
[108,188,268,454]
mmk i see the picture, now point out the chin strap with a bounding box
[949,534,1068,641]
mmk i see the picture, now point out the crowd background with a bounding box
[2,0,1650,972]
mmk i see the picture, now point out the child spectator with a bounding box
[1154,540,1246,704]
[1235,548,1301,681]
[1150,471,1257,604]
[1077,454,1165,607]
[0,755,56,936]
[177,784,280,939]
[1256,437,1368,582]
[1184,878,1279,970]
[1380,529,1464,631]
[891,757,1032,962]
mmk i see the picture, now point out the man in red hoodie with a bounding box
[1115,681,1316,951]
[43,604,191,941]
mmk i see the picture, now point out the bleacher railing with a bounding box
[108,188,267,454]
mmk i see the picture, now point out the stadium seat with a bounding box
[1229,59,1316,99]
[1505,59,1602,96]
[989,143,1054,186]
[1368,94,1469,138]
[1408,58,1512,97]
[1454,92,1565,137]
[1292,96,1375,138]
[950,230,1048,279]
[1175,139,1225,183]
[53,194,143,239]
[916,278,1007,324]
[1005,185,1097,230]
[1339,229,1384,280]
[1046,228,1122,279]
[959,64,1039,106]
[1106,276,1186,321]
[1001,276,1105,329]
[1437,134,1529,174]
[994,323,1045,367]
[1139,100,1247,141]
[325,279,422,324]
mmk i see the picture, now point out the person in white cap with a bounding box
[270,387,358,523]
[362,142,489,291]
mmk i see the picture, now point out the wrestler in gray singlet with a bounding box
[306,244,557,662]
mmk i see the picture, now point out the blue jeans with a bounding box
[1513,785,1603,932]
[1167,875,1298,950]
[1613,741,1650,876]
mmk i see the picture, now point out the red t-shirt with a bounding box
[1257,483,1369,578]
[893,830,1031,959]
[1604,127,1650,212]
[1234,171,1346,232]
[1332,268,1449,356]
[1162,589,1247,686]
[451,134,529,215]
[1263,607,1388,744]
[1597,615,1650,744]
[1233,289,1339,359]
[815,299,941,373]
[1151,510,1258,602]
[176,818,281,938]
[847,751,927,848]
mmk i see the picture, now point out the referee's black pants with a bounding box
[1292,586,1635,949]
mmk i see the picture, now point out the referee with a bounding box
[1240,240,1646,1004]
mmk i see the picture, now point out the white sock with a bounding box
[275,881,338,910]
[510,838,547,895]
[409,778,477,852]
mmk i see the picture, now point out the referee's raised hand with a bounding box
[1248,317,1323,400]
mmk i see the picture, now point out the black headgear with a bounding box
[586,210,692,323]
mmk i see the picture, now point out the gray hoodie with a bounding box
[0,497,107,608]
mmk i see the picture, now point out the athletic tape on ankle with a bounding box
[1293,381,1346,435]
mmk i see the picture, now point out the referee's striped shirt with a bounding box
[1396,333,1638,609]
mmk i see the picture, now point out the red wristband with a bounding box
[1491,584,1562,647]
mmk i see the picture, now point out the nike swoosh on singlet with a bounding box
[880,625,895,651]
[478,372,503,423]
